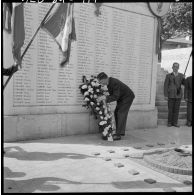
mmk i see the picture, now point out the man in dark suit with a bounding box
[164,62,185,127]
[97,72,135,140]
[184,76,192,126]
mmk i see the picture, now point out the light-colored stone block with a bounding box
[133,146,142,149]
[36,114,61,138]
[92,152,100,156]
[163,188,176,192]
[114,163,124,168]
[66,113,89,135]
[61,114,67,136]
[4,108,158,142]
[123,148,129,151]
[103,157,111,161]
[144,178,156,184]
[128,169,139,175]
[107,150,115,153]
[16,114,61,141]
[4,116,18,142]
[146,144,154,147]
[89,115,99,134]
[126,109,157,130]
[183,180,192,185]
[123,154,130,158]
[16,115,38,141]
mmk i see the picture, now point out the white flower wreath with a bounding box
[79,75,114,141]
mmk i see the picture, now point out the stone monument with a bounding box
[3,3,158,141]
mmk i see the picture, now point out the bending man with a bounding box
[97,72,135,141]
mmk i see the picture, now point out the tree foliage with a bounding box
[161,2,192,41]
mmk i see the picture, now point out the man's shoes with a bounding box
[187,122,192,127]
[120,134,125,136]
[167,123,172,127]
[113,134,121,141]
[173,124,180,128]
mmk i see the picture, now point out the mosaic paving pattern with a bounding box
[130,157,192,184]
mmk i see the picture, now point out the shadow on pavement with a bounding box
[4,146,94,161]
[4,177,189,192]
[6,133,147,147]
[111,180,187,189]
[4,177,81,193]
[4,167,26,178]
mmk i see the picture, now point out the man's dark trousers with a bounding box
[114,97,134,136]
[184,76,192,124]
[168,98,181,125]
[187,101,192,123]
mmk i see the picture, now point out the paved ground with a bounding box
[3,125,192,192]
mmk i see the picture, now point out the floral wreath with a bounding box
[79,75,114,141]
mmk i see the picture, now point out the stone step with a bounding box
[157,119,187,126]
[157,106,187,112]
[156,101,187,107]
[158,112,187,119]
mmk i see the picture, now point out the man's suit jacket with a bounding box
[184,76,192,102]
[106,77,135,104]
[164,72,185,99]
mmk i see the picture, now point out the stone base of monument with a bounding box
[143,147,192,175]
[4,108,157,142]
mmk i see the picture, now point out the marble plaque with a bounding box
[11,3,155,108]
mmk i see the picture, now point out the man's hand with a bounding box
[97,96,106,102]
[164,97,168,101]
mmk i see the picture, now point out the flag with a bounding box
[156,18,161,62]
[12,3,25,65]
[42,3,76,67]
[156,18,162,62]
[3,3,25,65]
[3,3,12,33]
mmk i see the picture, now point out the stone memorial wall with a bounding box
[4,3,158,141]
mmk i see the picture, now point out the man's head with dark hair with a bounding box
[97,72,108,80]
[172,62,179,73]
[97,72,109,86]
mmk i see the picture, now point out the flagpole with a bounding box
[3,3,56,90]
[184,50,192,76]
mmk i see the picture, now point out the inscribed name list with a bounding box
[13,3,154,107]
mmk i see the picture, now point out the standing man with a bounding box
[97,72,135,141]
[184,76,192,126]
[164,62,185,127]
